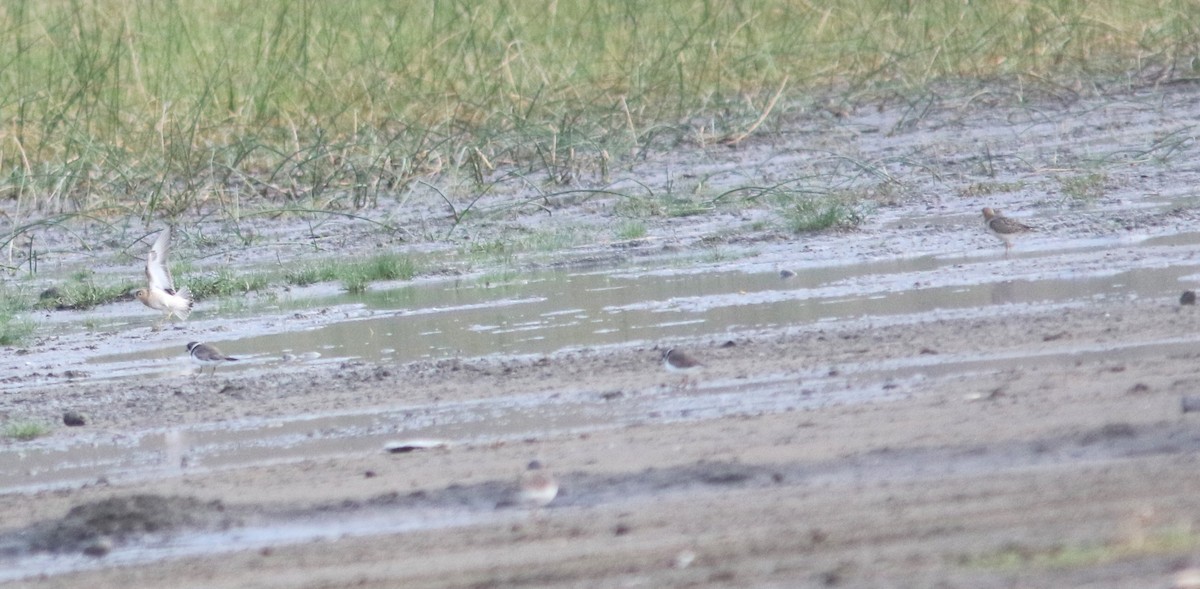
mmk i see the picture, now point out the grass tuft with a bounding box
[1059,173,1108,203]
[35,278,133,311]
[961,181,1026,198]
[772,191,868,233]
[361,254,418,282]
[338,254,419,294]
[185,269,273,300]
[0,314,34,346]
[3,421,49,441]
[615,221,648,241]
[284,264,340,288]
[0,286,34,345]
[968,524,1199,571]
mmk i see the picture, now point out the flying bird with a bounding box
[135,227,193,327]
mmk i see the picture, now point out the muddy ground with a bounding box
[4,80,1200,587]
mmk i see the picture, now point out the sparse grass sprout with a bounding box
[773,193,867,233]
[1059,174,1107,203]
[615,221,648,241]
[3,421,49,441]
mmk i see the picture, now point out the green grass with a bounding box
[772,191,868,233]
[338,254,419,294]
[22,251,420,319]
[284,263,341,288]
[968,525,1199,571]
[0,0,1193,223]
[0,286,34,345]
[961,181,1026,198]
[0,314,35,346]
[1059,173,1108,203]
[458,225,597,268]
[664,196,714,219]
[523,226,596,253]
[3,420,49,441]
[34,277,134,311]
[184,268,273,300]
[462,240,516,266]
[615,221,647,241]
[184,253,418,296]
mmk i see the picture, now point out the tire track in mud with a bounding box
[1,416,1195,582]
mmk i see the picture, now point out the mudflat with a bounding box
[4,82,1200,587]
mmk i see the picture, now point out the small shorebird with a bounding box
[662,348,704,387]
[518,460,558,510]
[135,227,193,327]
[186,341,238,376]
[981,207,1034,256]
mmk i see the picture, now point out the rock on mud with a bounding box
[1182,396,1200,414]
[61,411,87,427]
[384,439,450,453]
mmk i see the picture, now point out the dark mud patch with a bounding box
[4,420,1200,582]
[297,461,774,515]
[3,494,239,556]
[307,421,1200,518]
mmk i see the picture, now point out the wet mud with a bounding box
[6,495,236,556]
[4,82,1200,587]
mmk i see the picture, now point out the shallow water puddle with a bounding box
[0,366,881,493]
[5,228,1196,494]
[8,329,1200,495]
[0,507,499,584]
[89,230,1200,375]
[3,224,1199,578]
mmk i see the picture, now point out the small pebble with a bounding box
[1182,396,1200,414]
[383,439,448,454]
[82,537,113,557]
[673,549,696,569]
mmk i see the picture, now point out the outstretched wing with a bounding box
[145,227,176,292]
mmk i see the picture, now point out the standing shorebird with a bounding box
[186,341,238,376]
[662,348,704,387]
[982,207,1034,257]
[518,460,559,510]
[135,227,193,328]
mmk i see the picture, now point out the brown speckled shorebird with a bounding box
[982,207,1034,256]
